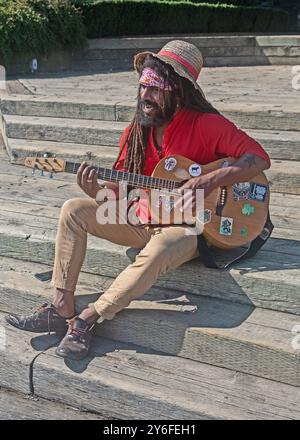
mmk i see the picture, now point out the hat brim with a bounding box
[134,51,205,98]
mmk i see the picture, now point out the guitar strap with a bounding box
[197,211,274,269]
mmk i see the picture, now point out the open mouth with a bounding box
[143,102,157,114]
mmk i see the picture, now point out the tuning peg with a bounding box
[49,171,54,179]
[39,170,44,177]
[31,169,35,176]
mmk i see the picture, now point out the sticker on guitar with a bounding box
[249,183,268,202]
[232,182,251,201]
[220,217,233,236]
[164,157,177,171]
[189,164,202,177]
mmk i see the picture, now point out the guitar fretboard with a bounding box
[65,161,181,191]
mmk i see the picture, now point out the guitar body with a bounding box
[24,154,270,250]
[150,155,270,249]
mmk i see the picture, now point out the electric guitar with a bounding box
[24,154,270,249]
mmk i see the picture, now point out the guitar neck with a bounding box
[64,161,179,191]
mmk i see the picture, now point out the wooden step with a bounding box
[0,225,299,318]
[0,157,299,315]
[2,95,299,132]
[7,139,118,169]
[5,134,300,172]
[0,96,116,122]
[3,115,127,147]
[0,387,107,420]
[1,310,299,419]
[3,114,299,156]
[3,136,300,196]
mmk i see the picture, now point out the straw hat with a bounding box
[134,40,205,98]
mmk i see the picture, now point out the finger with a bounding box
[81,165,92,187]
[77,162,88,186]
[88,169,97,185]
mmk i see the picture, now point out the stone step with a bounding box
[0,387,107,420]
[72,35,300,69]
[72,56,300,71]
[0,259,300,388]
[1,95,299,132]
[86,35,300,50]
[3,137,300,195]
[2,312,299,420]
[76,45,300,61]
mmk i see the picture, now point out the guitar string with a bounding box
[64,161,181,193]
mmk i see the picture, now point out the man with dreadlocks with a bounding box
[6,41,270,360]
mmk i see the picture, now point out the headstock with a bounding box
[24,156,66,176]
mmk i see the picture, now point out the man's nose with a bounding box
[140,86,151,100]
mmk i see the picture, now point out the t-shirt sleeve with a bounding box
[113,126,130,171]
[202,114,271,167]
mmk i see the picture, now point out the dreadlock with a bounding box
[113,55,220,175]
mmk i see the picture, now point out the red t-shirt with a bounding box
[115,108,271,174]
[114,108,270,223]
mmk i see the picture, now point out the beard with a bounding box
[137,94,178,127]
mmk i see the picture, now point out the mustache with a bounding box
[139,99,161,110]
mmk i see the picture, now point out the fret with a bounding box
[64,161,178,191]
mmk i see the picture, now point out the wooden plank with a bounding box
[2,95,299,133]
[7,138,117,169]
[33,335,300,420]
[6,134,300,165]
[0,227,299,316]
[0,194,299,245]
[3,115,127,147]
[35,330,299,420]
[116,101,300,133]
[1,146,300,197]
[0,314,35,394]
[0,387,108,420]
[4,114,300,164]
[266,160,300,195]
[1,97,116,122]
[1,257,300,387]
[0,160,299,207]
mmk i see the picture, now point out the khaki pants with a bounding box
[52,198,199,320]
